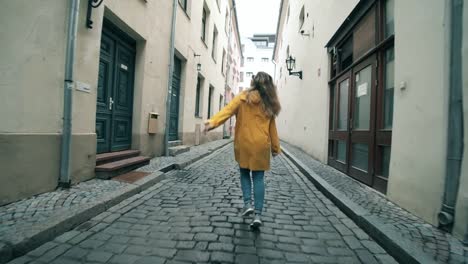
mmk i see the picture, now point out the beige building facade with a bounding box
[174,0,241,145]
[274,0,467,241]
[0,0,241,205]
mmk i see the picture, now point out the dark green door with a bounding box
[169,57,182,141]
[96,22,136,154]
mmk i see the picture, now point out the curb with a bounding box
[0,139,233,264]
[281,147,438,264]
[162,139,233,171]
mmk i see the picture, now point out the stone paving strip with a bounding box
[0,139,232,264]
[8,144,398,264]
[281,141,467,264]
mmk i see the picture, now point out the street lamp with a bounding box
[285,55,303,79]
[86,0,105,29]
[194,54,202,72]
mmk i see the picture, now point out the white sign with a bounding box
[357,83,368,97]
[121,64,128,71]
[75,81,91,93]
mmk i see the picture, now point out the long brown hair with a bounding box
[248,71,281,117]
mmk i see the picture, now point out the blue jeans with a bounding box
[239,168,265,215]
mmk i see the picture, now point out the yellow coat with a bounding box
[208,90,281,171]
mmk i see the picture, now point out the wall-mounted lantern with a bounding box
[194,53,201,72]
[86,0,104,29]
[285,55,303,79]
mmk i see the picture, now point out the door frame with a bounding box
[96,20,136,154]
[169,56,182,141]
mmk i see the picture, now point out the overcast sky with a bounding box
[235,0,281,38]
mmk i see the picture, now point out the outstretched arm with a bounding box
[204,94,242,131]
[270,118,281,156]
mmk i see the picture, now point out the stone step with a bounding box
[169,145,190,156]
[168,140,183,148]
[95,156,150,179]
[96,150,140,165]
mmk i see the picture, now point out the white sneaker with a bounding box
[251,215,262,228]
[242,206,254,217]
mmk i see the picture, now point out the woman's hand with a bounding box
[203,121,214,134]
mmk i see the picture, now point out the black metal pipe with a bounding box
[438,0,464,232]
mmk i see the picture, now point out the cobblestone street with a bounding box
[9,144,397,264]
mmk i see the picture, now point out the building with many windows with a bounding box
[0,0,241,205]
[274,0,467,241]
[239,34,276,91]
[174,0,241,145]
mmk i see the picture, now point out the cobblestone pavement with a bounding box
[0,180,129,241]
[9,144,398,264]
[282,141,468,264]
[0,139,231,247]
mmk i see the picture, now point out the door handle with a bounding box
[109,97,114,111]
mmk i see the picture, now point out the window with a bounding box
[299,6,305,30]
[221,49,226,75]
[261,58,269,63]
[201,7,208,42]
[383,47,394,129]
[241,57,245,67]
[195,77,203,117]
[339,37,353,71]
[246,72,253,78]
[247,57,254,62]
[179,0,188,12]
[208,86,214,118]
[286,5,290,24]
[241,44,245,52]
[219,95,223,111]
[240,72,244,82]
[212,27,218,61]
[254,41,268,48]
[385,0,395,38]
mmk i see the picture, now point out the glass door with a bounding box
[328,72,351,173]
[348,56,377,185]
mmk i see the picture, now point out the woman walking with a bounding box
[204,71,281,227]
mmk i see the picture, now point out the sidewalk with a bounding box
[0,139,232,264]
[281,141,467,264]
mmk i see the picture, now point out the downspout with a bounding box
[59,0,80,187]
[164,0,178,156]
[438,0,464,232]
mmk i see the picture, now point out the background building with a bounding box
[239,34,276,91]
[174,0,241,146]
[273,0,467,241]
[0,0,241,206]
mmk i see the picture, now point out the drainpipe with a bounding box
[438,0,464,232]
[59,0,80,187]
[164,0,178,156]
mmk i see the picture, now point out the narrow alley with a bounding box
[9,144,396,264]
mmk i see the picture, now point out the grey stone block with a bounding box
[174,250,210,262]
[194,232,218,241]
[86,251,113,263]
